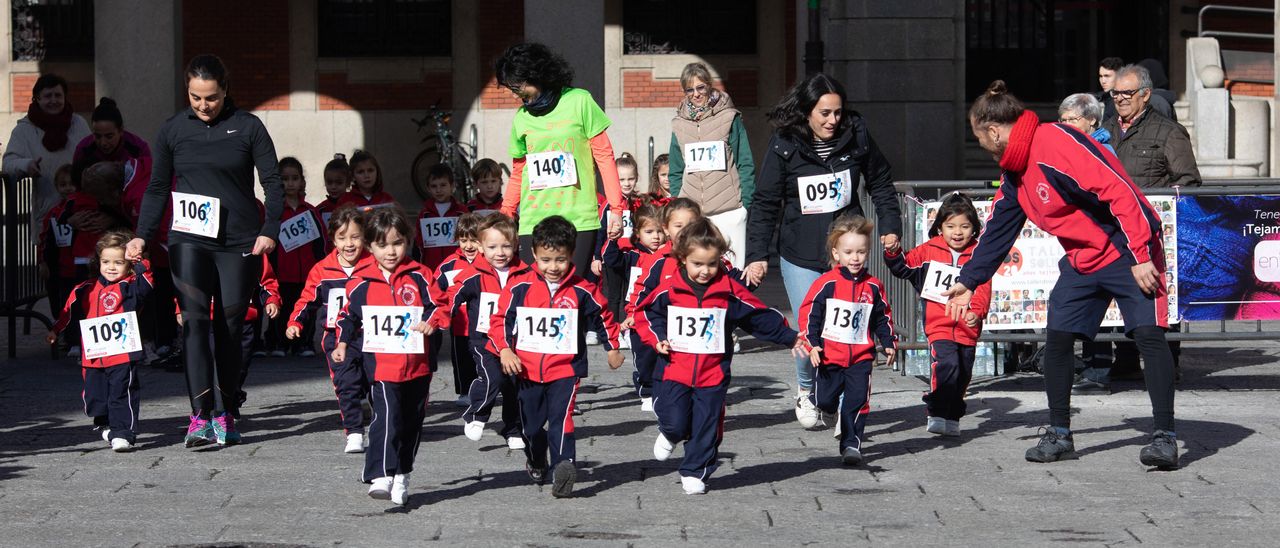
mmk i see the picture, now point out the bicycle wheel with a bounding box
[411,145,443,201]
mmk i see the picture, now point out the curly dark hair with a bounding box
[494,42,574,93]
[767,73,850,141]
[531,215,577,254]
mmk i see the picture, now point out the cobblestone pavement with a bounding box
[1,293,1277,547]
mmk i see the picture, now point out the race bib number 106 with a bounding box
[171,191,221,238]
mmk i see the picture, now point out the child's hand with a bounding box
[790,336,808,358]
[591,259,603,277]
[500,348,523,375]
[265,303,280,319]
[655,340,671,355]
[285,325,301,340]
[964,312,979,328]
[331,343,347,363]
[411,321,435,335]
[607,349,624,370]
[809,347,823,367]
[883,347,897,367]
[620,317,635,330]
[45,332,56,345]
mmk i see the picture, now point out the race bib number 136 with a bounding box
[821,298,871,345]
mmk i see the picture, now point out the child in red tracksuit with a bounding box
[417,163,469,271]
[638,218,799,495]
[467,159,506,216]
[287,206,370,454]
[39,165,85,354]
[47,231,154,452]
[601,203,666,410]
[429,213,483,407]
[490,216,625,498]
[332,207,438,507]
[317,153,352,229]
[270,157,328,357]
[432,213,525,448]
[336,150,397,210]
[797,216,897,466]
[884,193,990,437]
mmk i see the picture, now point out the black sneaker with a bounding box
[1025,427,1077,463]
[1139,430,1179,469]
[551,461,576,498]
[525,461,546,484]
[1071,377,1111,395]
[841,447,863,466]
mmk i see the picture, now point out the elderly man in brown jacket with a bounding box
[1101,64,1201,188]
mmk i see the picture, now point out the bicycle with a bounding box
[410,102,478,201]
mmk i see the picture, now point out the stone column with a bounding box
[94,0,182,142]
[524,0,605,105]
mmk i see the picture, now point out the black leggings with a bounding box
[518,232,598,276]
[171,242,262,417]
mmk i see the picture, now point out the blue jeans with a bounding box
[780,256,824,391]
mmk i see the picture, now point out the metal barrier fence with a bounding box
[1,175,54,358]
[868,179,1280,376]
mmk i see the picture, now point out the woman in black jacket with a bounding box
[127,54,284,448]
[744,73,901,428]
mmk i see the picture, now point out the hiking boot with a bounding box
[1139,430,1179,469]
[1025,427,1077,463]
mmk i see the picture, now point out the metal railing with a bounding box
[1198,4,1275,41]
[1,175,54,358]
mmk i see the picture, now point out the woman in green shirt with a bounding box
[496,43,624,268]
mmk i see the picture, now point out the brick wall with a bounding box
[317,72,452,111]
[12,73,95,113]
[1226,80,1275,98]
[182,0,290,111]
[622,69,758,108]
[478,0,524,109]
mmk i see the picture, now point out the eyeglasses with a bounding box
[1058,115,1085,124]
[683,84,709,96]
[1109,88,1143,99]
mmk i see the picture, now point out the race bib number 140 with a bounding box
[526,151,578,190]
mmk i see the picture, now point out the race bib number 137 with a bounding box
[667,306,727,354]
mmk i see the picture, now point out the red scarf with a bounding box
[27,100,75,152]
[998,110,1040,174]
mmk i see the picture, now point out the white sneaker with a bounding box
[944,419,961,437]
[368,476,392,499]
[99,428,111,442]
[795,390,819,428]
[619,335,631,349]
[681,476,706,495]
[733,335,741,353]
[653,433,674,461]
[344,432,365,453]
[391,473,409,505]
[585,332,599,346]
[111,438,135,452]
[507,436,526,450]
[454,395,470,407]
[464,421,485,441]
[67,346,81,358]
[640,397,654,412]
[926,416,947,435]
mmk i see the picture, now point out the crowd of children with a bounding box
[45,150,1004,505]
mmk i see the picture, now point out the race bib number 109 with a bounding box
[79,311,143,360]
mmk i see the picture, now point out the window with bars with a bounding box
[318,0,451,57]
[623,0,756,55]
[12,0,94,62]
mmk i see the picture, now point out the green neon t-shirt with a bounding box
[509,87,611,235]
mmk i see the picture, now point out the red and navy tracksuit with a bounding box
[289,249,369,434]
[335,190,397,211]
[431,250,477,394]
[432,254,524,438]
[797,267,896,453]
[594,195,644,313]
[268,200,327,354]
[50,260,155,444]
[41,192,104,346]
[467,196,502,216]
[956,112,1174,432]
[316,194,343,228]
[335,256,438,482]
[602,236,661,399]
[417,199,469,271]
[885,236,991,421]
[637,269,797,481]
[489,264,620,473]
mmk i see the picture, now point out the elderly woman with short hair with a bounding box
[1057,93,1114,154]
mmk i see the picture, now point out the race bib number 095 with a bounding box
[921,262,961,304]
[525,151,578,190]
[667,306,726,354]
[515,307,578,355]
[821,298,871,345]
[362,306,424,354]
[420,217,457,248]
[80,311,143,360]
[683,141,727,173]
[171,191,221,238]
[797,169,852,215]
[279,211,321,252]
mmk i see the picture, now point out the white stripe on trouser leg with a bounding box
[558,382,578,460]
[379,382,392,478]
[127,366,136,432]
[467,346,492,417]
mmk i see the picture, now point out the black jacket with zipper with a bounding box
[746,113,900,272]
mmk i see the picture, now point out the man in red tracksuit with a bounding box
[946,83,1178,468]
[489,216,624,498]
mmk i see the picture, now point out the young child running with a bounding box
[489,216,625,498]
[332,207,439,506]
[637,218,800,495]
[601,204,666,411]
[47,231,154,452]
[885,193,990,436]
[430,212,484,407]
[796,215,897,466]
[467,159,506,216]
[336,150,396,210]
[287,206,371,453]
[432,213,525,448]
